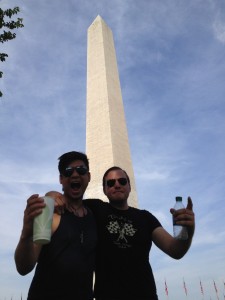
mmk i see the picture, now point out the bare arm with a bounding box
[152,197,195,259]
[14,194,45,275]
[15,235,42,275]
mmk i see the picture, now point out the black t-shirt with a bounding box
[28,209,97,300]
[84,199,162,300]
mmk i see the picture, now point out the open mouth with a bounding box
[70,182,81,190]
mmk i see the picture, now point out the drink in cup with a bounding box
[33,196,54,244]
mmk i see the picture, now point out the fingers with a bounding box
[170,196,194,228]
[174,208,195,227]
[170,208,175,215]
[21,194,46,240]
[54,195,65,214]
[25,194,46,220]
[186,196,193,211]
[54,195,65,207]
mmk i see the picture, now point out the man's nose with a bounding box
[71,169,80,176]
[114,180,121,187]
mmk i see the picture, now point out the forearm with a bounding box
[170,233,194,259]
[170,224,195,258]
[153,226,195,259]
[14,233,40,275]
[15,194,45,275]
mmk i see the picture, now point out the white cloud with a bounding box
[213,18,225,44]
[1,0,225,299]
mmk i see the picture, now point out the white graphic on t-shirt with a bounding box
[106,215,137,248]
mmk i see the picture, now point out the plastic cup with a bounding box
[33,196,54,244]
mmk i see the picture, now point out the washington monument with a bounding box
[85,15,138,208]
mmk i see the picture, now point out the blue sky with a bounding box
[0,0,225,299]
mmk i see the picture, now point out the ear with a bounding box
[103,184,107,195]
[87,172,91,183]
[59,174,63,184]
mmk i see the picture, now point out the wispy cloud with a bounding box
[1,0,225,299]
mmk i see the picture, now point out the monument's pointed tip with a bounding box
[95,15,104,21]
[89,15,107,27]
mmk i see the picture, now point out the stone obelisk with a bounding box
[85,15,138,207]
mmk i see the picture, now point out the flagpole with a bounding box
[213,280,219,300]
[199,278,204,300]
[183,277,188,299]
[223,280,225,296]
[164,278,169,300]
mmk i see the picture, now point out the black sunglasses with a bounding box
[106,177,128,188]
[62,166,88,177]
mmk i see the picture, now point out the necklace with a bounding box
[67,203,87,217]
[66,203,87,244]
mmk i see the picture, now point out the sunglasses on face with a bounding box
[106,177,128,188]
[62,166,88,177]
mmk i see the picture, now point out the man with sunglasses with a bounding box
[84,166,195,300]
[14,151,97,300]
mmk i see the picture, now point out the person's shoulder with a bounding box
[129,206,148,213]
[129,206,156,217]
[84,198,102,202]
[129,207,162,227]
[84,198,104,207]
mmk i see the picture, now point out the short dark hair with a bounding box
[102,166,130,189]
[58,151,89,174]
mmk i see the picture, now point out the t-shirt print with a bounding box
[106,214,137,248]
